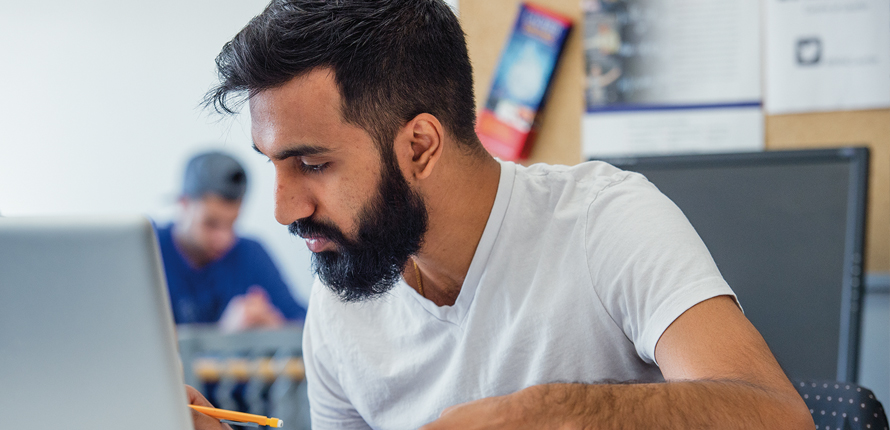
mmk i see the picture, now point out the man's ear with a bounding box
[395,113,443,180]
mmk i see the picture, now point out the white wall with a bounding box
[0,0,315,303]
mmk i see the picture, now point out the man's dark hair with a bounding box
[205,0,483,155]
[182,151,248,201]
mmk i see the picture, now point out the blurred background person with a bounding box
[155,150,306,331]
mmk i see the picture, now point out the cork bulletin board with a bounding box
[461,0,890,272]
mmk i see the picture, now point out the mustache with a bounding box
[289,218,350,246]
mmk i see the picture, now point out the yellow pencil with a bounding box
[189,404,283,428]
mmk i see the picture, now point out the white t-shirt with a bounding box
[302,160,735,430]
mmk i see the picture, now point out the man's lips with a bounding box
[304,236,333,253]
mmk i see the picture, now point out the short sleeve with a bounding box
[303,279,372,430]
[584,172,737,364]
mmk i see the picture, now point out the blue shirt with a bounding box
[154,223,307,325]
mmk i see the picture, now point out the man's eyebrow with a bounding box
[251,143,331,160]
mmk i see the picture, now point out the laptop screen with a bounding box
[0,216,193,429]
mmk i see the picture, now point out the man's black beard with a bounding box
[288,157,428,302]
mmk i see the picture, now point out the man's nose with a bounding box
[273,169,315,225]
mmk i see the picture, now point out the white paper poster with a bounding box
[764,0,890,114]
[582,0,764,159]
[583,107,764,157]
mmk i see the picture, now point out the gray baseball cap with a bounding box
[182,151,247,200]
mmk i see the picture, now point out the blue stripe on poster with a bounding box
[586,101,762,114]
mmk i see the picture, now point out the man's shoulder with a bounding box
[234,234,263,248]
[516,160,646,196]
[227,234,270,256]
[492,160,667,256]
[153,222,173,237]
[520,159,627,178]
[153,222,176,251]
[509,160,654,215]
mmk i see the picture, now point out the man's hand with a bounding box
[219,286,285,332]
[186,385,233,430]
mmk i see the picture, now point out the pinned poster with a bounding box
[477,3,572,161]
[581,0,764,158]
[764,0,890,114]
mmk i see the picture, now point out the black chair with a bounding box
[794,380,888,430]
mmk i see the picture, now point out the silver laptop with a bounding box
[0,216,193,429]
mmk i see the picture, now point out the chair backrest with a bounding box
[795,380,888,430]
[177,325,310,430]
[602,148,870,382]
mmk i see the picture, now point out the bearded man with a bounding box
[188,1,812,429]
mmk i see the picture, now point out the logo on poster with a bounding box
[796,37,822,65]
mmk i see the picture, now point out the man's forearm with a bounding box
[514,380,813,430]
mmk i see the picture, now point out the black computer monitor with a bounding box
[596,147,869,382]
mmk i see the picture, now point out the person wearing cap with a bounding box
[155,150,307,331]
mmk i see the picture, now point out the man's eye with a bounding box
[300,161,329,173]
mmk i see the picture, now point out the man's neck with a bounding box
[171,226,213,269]
[407,154,501,306]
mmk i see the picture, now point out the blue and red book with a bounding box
[477,3,572,161]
